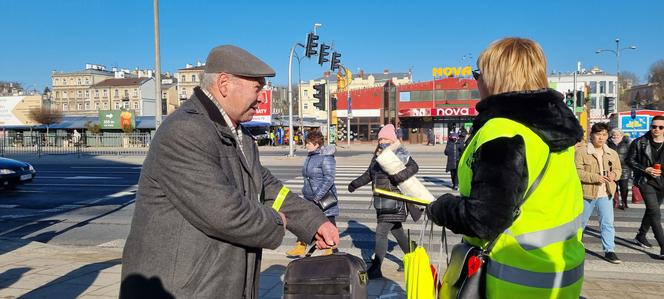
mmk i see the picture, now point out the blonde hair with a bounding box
[477,37,549,96]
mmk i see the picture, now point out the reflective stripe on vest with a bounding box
[488,260,584,289]
[272,186,290,211]
[505,213,584,251]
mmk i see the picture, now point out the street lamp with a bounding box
[293,46,305,144]
[596,38,637,110]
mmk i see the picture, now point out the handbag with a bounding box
[631,185,643,204]
[307,176,338,211]
[440,152,551,299]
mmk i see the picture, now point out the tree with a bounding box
[84,121,101,133]
[648,60,664,109]
[29,107,63,135]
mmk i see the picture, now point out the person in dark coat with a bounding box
[444,132,465,190]
[626,115,664,259]
[120,45,339,299]
[608,128,632,209]
[348,124,420,279]
[286,130,340,257]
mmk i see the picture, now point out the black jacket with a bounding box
[608,136,632,180]
[427,89,583,240]
[444,140,464,171]
[627,132,663,188]
[349,149,419,223]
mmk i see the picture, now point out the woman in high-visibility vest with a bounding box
[427,37,586,298]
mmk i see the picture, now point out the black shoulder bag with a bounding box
[440,152,551,299]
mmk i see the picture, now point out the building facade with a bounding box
[548,66,618,122]
[92,78,156,116]
[175,64,204,102]
[51,64,115,115]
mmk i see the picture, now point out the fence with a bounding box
[0,132,151,157]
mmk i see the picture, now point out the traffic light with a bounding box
[576,91,584,107]
[604,96,615,116]
[318,43,330,65]
[312,83,326,111]
[305,33,319,58]
[565,92,574,107]
[331,97,337,110]
[330,52,341,71]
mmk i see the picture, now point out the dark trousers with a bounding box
[374,222,410,263]
[616,179,629,204]
[450,169,458,188]
[638,184,664,248]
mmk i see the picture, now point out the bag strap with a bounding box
[484,151,551,254]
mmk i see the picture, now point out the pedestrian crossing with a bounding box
[266,164,664,275]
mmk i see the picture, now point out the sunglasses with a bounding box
[651,125,664,130]
[472,69,481,80]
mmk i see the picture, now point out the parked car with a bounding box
[0,157,36,190]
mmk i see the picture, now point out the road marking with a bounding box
[30,183,136,187]
[0,204,18,208]
[36,176,122,180]
[70,166,141,169]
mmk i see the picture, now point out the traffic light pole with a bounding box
[287,43,299,157]
[325,78,330,146]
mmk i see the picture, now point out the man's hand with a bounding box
[647,167,662,177]
[279,212,287,230]
[314,221,339,249]
[607,171,617,181]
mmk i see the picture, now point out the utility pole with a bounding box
[153,0,162,129]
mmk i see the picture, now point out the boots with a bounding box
[622,198,629,209]
[286,241,307,257]
[367,257,383,279]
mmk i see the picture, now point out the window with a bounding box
[85,90,89,97]
[446,90,459,100]
[103,89,108,97]
[95,102,99,110]
[77,103,82,110]
[590,81,597,94]
[77,90,82,98]
[600,81,606,93]
[123,101,130,109]
[124,89,129,98]
[181,75,186,82]
[85,78,90,85]
[63,79,68,85]
[95,89,99,98]
[85,102,90,110]
[77,78,81,85]
[114,102,120,109]
[470,89,480,100]
[63,91,68,98]
[304,90,308,97]
[609,81,615,94]
[134,101,139,109]
[114,89,119,97]
[192,74,197,82]
[55,78,60,85]
[63,103,68,111]
[55,91,60,98]
[303,103,309,110]
[458,90,470,99]
[434,90,446,101]
[133,89,138,97]
[103,103,108,109]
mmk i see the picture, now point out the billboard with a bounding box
[250,89,272,123]
[99,110,136,129]
[0,96,41,126]
[398,107,477,117]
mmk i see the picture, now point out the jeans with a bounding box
[637,184,664,248]
[374,222,410,263]
[582,196,616,252]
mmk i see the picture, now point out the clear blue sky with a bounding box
[1,0,662,92]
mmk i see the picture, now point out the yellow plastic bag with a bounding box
[404,246,435,299]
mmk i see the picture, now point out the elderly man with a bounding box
[120,45,339,298]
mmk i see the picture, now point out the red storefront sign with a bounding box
[398,107,477,117]
[252,90,272,123]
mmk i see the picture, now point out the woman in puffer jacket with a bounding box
[348,124,422,279]
[286,130,339,257]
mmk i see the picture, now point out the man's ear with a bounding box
[217,73,231,97]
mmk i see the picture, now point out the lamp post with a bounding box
[293,47,304,145]
[596,38,637,111]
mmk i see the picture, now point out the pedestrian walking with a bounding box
[576,122,623,264]
[348,124,421,279]
[120,45,339,298]
[286,130,339,257]
[269,130,275,146]
[426,37,585,298]
[444,132,464,190]
[626,115,664,259]
[607,128,632,209]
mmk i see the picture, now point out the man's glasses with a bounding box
[472,69,481,81]
[651,125,664,130]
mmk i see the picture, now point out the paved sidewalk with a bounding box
[1,238,664,298]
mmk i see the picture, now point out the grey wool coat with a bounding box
[120,87,328,299]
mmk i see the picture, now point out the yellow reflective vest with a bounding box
[459,118,585,299]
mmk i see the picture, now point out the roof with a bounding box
[52,69,115,77]
[93,78,152,87]
[314,72,410,83]
[177,65,206,71]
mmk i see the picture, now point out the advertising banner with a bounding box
[250,90,272,123]
[99,110,135,129]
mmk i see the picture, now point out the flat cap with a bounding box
[204,45,275,77]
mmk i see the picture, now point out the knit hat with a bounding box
[378,124,397,141]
